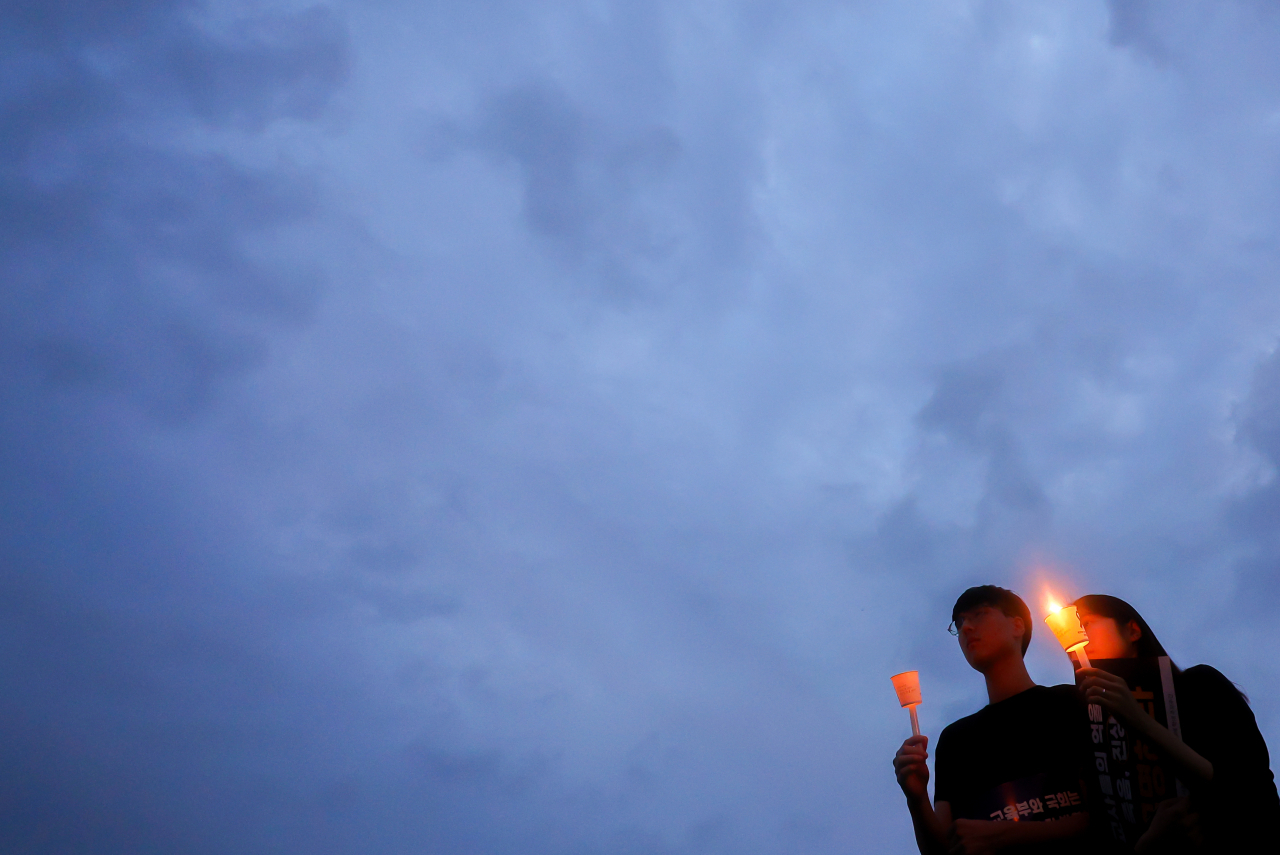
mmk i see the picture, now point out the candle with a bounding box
[1043,599,1091,669]
[890,670,922,737]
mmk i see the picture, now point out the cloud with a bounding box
[0,0,347,422]
[1226,346,1280,613]
[5,1,1280,854]
[0,0,354,852]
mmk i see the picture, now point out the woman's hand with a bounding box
[1077,667,1214,783]
[1134,797,1203,853]
[1076,667,1146,724]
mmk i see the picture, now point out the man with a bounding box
[893,586,1091,854]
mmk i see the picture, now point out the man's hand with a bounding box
[948,819,1006,855]
[893,735,930,802]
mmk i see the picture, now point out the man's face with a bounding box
[953,604,1024,671]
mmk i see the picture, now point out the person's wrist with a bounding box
[903,788,928,808]
[1128,704,1159,736]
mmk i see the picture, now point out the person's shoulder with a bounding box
[1180,663,1230,685]
[938,705,988,745]
[1031,683,1086,716]
[1041,683,1081,700]
[1021,683,1083,708]
[1178,664,1246,701]
[940,709,982,736]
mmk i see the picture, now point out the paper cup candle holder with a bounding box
[890,670,922,737]
[1044,597,1091,669]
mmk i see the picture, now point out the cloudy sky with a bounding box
[4,1,1280,852]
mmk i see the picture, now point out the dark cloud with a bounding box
[0,0,346,422]
[0,0,354,852]
[1106,0,1168,59]
[478,84,594,241]
[420,77,687,299]
[1239,346,1280,468]
[918,366,1004,449]
[5,1,1280,854]
[1225,347,1280,612]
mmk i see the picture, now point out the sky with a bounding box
[3,1,1280,852]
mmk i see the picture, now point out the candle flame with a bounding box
[1044,592,1063,616]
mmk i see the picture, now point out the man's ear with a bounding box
[1011,615,1025,640]
[1125,620,1143,643]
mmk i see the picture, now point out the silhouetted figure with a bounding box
[1075,594,1280,853]
[893,585,1090,854]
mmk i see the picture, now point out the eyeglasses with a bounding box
[947,605,997,636]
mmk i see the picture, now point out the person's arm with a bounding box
[1133,797,1204,854]
[950,812,1089,854]
[1077,667,1213,784]
[893,735,950,854]
[911,796,951,855]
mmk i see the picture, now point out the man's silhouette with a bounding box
[893,586,1090,854]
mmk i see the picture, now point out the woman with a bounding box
[1074,594,1280,852]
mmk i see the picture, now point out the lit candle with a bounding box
[1043,597,1091,669]
[890,670,922,736]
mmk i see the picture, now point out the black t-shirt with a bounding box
[934,685,1090,854]
[1176,664,1280,850]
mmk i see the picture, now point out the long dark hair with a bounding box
[1072,594,1177,669]
[1074,594,1254,705]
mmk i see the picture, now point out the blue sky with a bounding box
[4,1,1280,852]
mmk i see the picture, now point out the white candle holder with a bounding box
[891,670,922,736]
